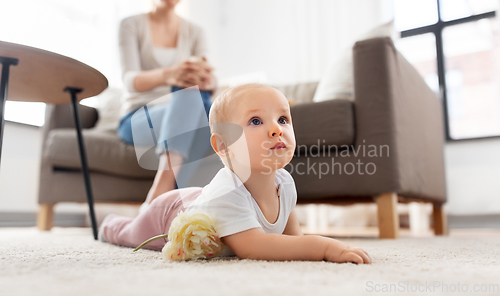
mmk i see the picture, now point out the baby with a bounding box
[100,84,371,264]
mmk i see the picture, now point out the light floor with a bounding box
[1,226,500,296]
[302,225,500,238]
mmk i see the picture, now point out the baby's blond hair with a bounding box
[208,83,275,134]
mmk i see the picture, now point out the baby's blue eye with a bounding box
[250,118,262,125]
[278,117,288,124]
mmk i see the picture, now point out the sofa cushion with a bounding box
[313,21,398,103]
[44,128,157,179]
[273,81,319,105]
[290,99,355,152]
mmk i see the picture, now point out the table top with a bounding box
[0,41,108,104]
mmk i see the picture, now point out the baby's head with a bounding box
[209,84,296,175]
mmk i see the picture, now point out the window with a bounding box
[395,0,499,140]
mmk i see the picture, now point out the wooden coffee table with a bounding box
[0,41,108,239]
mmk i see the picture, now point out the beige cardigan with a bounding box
[119,13,208,116]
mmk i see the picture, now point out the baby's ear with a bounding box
[210,133,232,159]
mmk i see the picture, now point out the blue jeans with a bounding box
[117,86,213,188]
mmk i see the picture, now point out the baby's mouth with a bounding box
[270,142,286,149]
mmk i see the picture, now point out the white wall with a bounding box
[0,122,42,212]
[444,139,500,215]
[184,0,393,84]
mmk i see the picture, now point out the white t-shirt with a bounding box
[186,167,298,257]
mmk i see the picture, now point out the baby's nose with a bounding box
[269,124,283,137]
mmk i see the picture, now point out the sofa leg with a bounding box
[37,204,55,231]
[376,193,400,239]
[432,203,447,236]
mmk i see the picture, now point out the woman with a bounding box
[117,0,216,205]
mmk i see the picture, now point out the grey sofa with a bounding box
[38,37,447,238]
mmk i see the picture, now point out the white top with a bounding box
[152,46,178,67]
[186,167,298,257]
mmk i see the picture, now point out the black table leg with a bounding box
[0,56,19,165]
[64,87,98,240]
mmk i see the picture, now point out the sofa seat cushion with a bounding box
[44,128,157,179]
[290,99,355,152]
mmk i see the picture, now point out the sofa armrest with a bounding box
[41,103,99,144]
[353,37,446,202]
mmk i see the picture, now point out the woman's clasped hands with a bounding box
[165,56,215,91]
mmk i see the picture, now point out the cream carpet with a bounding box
[1,227,500,296]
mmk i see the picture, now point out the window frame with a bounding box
[400,0,497,141]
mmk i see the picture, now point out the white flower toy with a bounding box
[134,210,226,261]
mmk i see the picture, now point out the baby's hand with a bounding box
[324,238,372,264]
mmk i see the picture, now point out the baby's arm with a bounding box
[282,209,303,236]
[222,227,371,264]
[222,228,371,263]
[222,228,326,261]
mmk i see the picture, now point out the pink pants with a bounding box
[101,187,202,251]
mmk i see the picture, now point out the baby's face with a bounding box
[228,88,296,173]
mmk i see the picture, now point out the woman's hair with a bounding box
[208,83,274,134]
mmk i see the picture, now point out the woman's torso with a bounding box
[119,13,207,116]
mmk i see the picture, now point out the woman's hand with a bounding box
[197,56,216,91]
[165,57,216,91]
[164,61,200,88]
[324,238,372,264]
